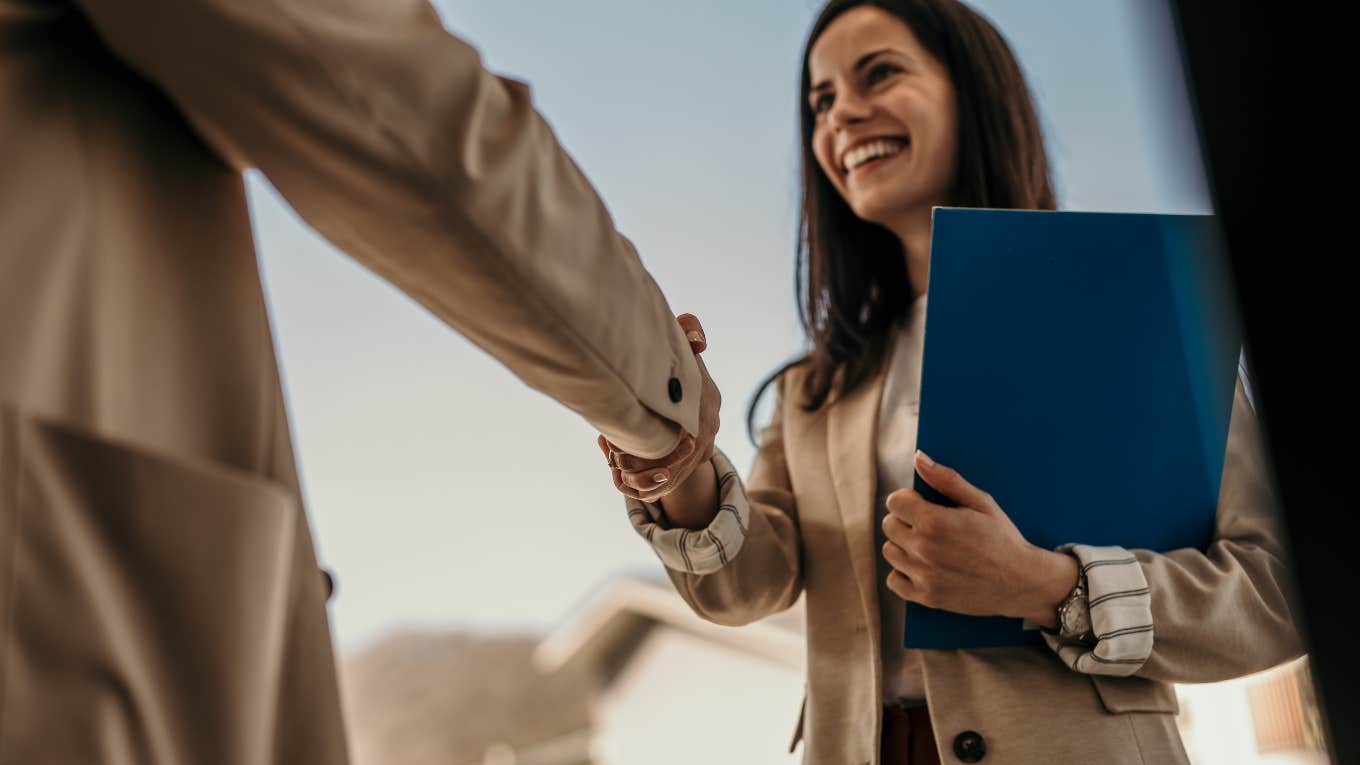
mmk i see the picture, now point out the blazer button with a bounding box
[953,730,986,762]
[668,377,683,403]
[320,568,336,601]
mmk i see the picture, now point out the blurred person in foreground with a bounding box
[599,1,1303,763]
[0,0,713,762]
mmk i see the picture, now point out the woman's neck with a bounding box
[885,208,933,299]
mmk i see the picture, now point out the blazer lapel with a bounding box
[827,366,888,634]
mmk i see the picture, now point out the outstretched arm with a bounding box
[76,0,700,458]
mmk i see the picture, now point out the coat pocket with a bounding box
[0,412,300,765]
[1090,674,1181,714]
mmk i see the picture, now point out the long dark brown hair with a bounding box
[747,0,1057,441]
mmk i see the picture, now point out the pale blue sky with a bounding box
[247,0,1210,653]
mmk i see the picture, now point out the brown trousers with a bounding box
[881,704,942,765]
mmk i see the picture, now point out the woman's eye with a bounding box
[867,63,901,85]
[812,93,834,114]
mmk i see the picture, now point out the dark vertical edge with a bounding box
[1163,2,1355,763]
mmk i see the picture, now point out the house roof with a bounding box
[533,577,805,676]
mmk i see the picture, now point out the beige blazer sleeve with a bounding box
[1048,379,1305,682]
[1130,379,1305,681]
[632,374,804,626]
[72,0,699,459]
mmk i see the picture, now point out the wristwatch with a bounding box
[1055,569,1094,642]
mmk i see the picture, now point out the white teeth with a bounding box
[843,139,907,172]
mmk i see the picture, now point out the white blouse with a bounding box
[874,293,930,704]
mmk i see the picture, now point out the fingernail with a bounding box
[675,438,694,458]
[916,449,935,468]
[653,473,669,485]
[686,330,705,344]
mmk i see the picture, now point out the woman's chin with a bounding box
[849,190,938,232]
[849,199,908,229]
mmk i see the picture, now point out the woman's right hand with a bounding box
[597,313,721,504]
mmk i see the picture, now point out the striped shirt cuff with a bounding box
[625,448,749,575]
[1043,544,1154,677]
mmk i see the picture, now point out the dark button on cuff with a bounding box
[667,377,683,403]
[953,730,986,762]
[321,568,336,602]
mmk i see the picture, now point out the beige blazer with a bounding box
[663,362,1303,765]
[1,0,700,762]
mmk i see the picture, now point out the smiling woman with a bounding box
[786,0,1056,418]
[808,9,959,259]
[599,1,1302,764]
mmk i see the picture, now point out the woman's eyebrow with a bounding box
[810,47,906,91]
[855,47,907,70]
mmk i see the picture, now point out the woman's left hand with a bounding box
[882,450,1079,626]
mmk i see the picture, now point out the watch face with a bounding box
[1062,599,1091,636]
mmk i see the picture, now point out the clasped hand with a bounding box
[884,451,1076,626]
[596,313,721,504]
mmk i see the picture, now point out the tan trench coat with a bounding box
[1,0,702,761]
[665,363,1303,764]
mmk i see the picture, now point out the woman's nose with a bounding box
[827,89,872,130]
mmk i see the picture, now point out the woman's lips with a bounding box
[841,136,910,174]
[847,143,908,179]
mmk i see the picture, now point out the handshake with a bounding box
[596,313,723,518]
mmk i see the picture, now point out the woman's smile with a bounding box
[841,136,911,175]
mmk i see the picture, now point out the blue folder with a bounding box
[903,208,1242,649]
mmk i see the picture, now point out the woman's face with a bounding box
[808,6,958,230]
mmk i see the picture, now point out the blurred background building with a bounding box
[244,0,1327,762]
